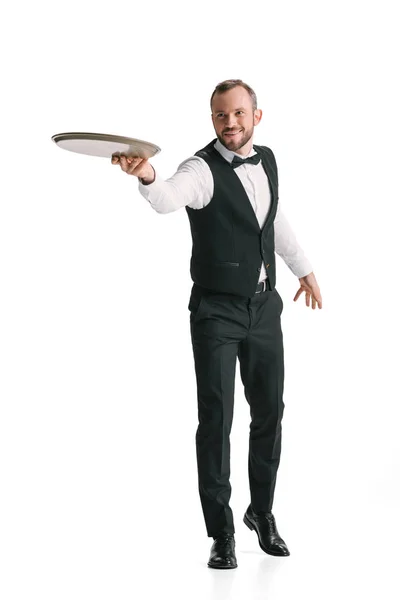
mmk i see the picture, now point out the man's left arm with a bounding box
[274,203,322,309]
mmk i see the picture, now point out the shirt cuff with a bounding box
[138,166,156,186]
[287,258,314,279]
[138,170,162,197]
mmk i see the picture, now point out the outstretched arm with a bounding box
[111,154,212,214]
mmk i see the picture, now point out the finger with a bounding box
[127,160,140,174]
[293,288,303,302]
[120,155,129,172]
[312,291,322,309]
[126,155,141,164]
[127,158,144,174]
[111,155,120,164]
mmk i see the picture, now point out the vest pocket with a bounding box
[192,258,240,267]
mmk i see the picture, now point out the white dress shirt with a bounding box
[138,138,313,281]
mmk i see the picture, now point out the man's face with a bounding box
[211,86,262,154]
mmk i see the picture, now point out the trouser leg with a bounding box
[189,285,248,537]
[237,288,285,514]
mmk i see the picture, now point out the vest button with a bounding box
[257,267,261,272]
[266,264,270,268]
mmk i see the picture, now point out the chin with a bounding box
[222,136,243,151]
[228,140,244,152]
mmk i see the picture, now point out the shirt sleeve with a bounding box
[137,156,213,213]
[274,202,313,278]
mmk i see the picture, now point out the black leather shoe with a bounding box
[243,505,290,556]
[207,533,237,569]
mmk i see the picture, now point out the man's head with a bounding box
[210,79,262,156]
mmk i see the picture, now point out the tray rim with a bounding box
[51,132,161,154]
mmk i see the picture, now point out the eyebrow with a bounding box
[213,107,247,113]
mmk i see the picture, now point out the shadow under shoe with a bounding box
[243,504,290,556]
[207,533,237,569]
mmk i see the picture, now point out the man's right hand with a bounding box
[111,154,155,184]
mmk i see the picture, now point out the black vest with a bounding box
[185,138,279,297]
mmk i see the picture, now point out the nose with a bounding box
[225,116,238,129]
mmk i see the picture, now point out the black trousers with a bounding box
[188,280,285,538]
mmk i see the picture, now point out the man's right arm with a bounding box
[111,154,213,213]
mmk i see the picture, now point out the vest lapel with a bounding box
[258,152,278,234]
[212,149,261,232]
[211,145,277,235]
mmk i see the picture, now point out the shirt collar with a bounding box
[214,137,257,164]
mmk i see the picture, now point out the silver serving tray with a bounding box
[51,132,161,159]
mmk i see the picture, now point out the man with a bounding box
[112,79,322,569]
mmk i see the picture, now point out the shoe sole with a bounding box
[243,514,290,557]
[207,562,237,569]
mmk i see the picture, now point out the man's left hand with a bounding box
[294,272,322,309]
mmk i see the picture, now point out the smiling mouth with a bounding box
[224,130,242,137]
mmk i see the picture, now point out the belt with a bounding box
[255,279,268,294]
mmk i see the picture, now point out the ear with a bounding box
[254,108,262,126]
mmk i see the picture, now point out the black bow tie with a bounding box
[230,153,261,168]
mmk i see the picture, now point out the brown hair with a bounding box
[210,79,258,112]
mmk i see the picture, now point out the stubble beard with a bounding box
[217,125,254,153]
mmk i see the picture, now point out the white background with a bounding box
[1,1,399,598]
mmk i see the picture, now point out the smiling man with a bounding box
[112,79,322,569]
